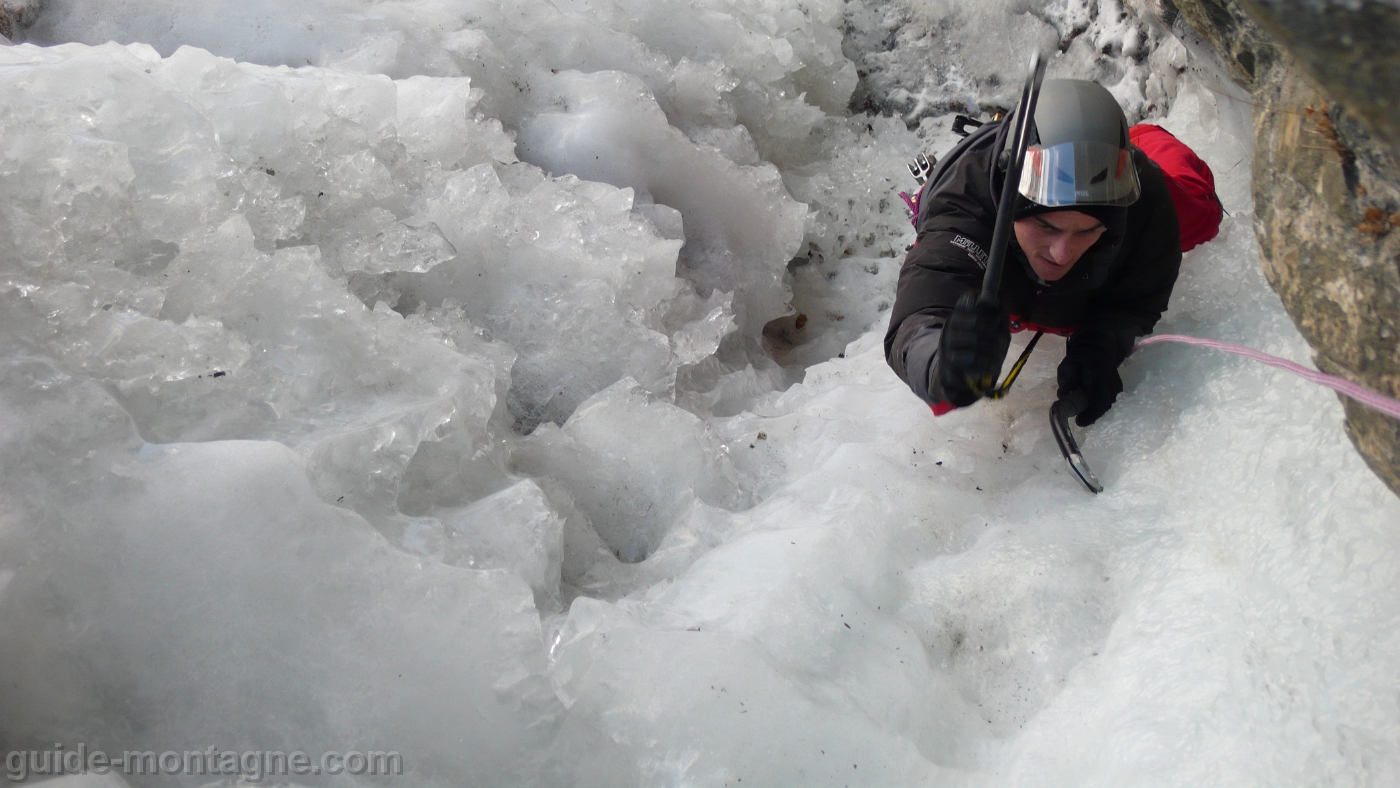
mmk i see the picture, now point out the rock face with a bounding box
[1170,0,1400,497]
[0,0,40,42]
[1246,0,1400,153]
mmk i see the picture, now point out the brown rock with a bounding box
[0,0,39,42]
[1241,0,1400,152]
[1168,0,1280,87]
[1172,0,1400,497]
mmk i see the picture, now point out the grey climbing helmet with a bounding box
[1015,79,1140,208]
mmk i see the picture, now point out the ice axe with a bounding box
[1050,392,1103,494]
[968,51,1048,397]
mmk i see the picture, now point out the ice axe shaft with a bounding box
[966,52,1047,396]
[978,52,1048,310]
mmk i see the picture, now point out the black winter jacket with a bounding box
[884,119,1182,408]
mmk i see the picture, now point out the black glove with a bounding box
[1056,345,1123,426]
[935,292,1011,407]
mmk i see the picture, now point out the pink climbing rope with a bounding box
[1134,334,1400,420]
[899,191,920,226]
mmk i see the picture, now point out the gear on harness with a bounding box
[908,152,933,185]
[951,114,984,138]
[898,154,933,221]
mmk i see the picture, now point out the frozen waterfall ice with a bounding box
[2,1,1398,787]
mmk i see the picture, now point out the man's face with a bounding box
[1013,210,1107,281]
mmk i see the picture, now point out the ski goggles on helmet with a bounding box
[1017,141,1141,207]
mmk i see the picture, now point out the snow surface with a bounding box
[2,1,1398,786]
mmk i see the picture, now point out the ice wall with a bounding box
[844,0,1189,124]
[2,1,1398,787]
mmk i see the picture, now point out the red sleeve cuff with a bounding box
[930,401,956,416]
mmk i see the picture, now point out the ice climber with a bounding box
[885,79,1222,425]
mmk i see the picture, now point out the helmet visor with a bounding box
[1017,141,1141,207]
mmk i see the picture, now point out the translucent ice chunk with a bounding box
[395,74,478,166]
[517,69,806,339]
[328,207,456,274]
[514,378,753,562]
[443,479,566,605]
[0,402,574,782]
